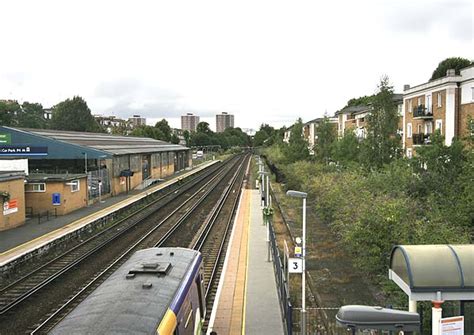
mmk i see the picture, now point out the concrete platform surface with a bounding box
[208,189,284,335]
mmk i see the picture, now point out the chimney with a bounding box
[403,84,410,91]
[446,69,456,76]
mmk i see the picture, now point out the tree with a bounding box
[183,130,190,146]
[430,57,472,81]
[346,95,374,107]
[314,117,336,163]
[170,133,180,144]
[196,122,212,134]
[254,124,275,147]
[17,102,47,129]
[332,132,360,165]
[0,100,21,126]
[283,118,310,163]
[50,96,102,132]
[361,76,400,168]
[131,125,165,140]
[155,119,172,142]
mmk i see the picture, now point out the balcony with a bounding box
[412,133,431,145]
[413,105,433,119]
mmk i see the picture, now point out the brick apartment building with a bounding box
[336,95,403,139]
[216,112,234,133]
[403,66,474,157]
[181,113,200,132]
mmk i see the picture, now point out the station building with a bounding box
[0,127,191,227]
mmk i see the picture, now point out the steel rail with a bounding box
[0,157,237,316]
[29,155,244,334]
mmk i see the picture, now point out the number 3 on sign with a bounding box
[288,258,303,273]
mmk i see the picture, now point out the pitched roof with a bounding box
[5,127,188,156]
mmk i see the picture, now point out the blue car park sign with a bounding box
[0,146,48,156]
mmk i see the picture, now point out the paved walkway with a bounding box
[208,189,284,335]
[0,161,218,265]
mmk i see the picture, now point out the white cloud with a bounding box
[0,0,471,130]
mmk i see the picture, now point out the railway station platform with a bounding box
[208,189,285,335]
[0,160,218,267]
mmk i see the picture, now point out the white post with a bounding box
[409,299,417,313]
[302,197,307,335]
[267,219,271,262]
[432,301,443,335]
[269,181,272,208]
[99,181,102,203]
[261,172,265,208]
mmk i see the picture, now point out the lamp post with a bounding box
[286,190,308,335]
[259,171,271,261]
[258,171,269,208]
[83,152,89,206]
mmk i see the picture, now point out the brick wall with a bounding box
[25,178,87,216]
[0,178,26,231]
[459,102,474,140]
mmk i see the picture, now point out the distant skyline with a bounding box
[0,0,471,131]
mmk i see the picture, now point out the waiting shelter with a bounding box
[389,245,473,334]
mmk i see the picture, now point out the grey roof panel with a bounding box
[50,248,200,335]
[390,244,474,290]
[22,128,189,156]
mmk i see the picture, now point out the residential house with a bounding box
[403,66,474,157]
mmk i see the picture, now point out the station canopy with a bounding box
[389,245,474,301]
[0,127,188,160]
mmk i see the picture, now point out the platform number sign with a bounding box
[288,258,303,273]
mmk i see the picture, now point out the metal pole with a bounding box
[302,197,307,335]
[267,217,270,262]
[266,175,269,208]
[84,153,89,207]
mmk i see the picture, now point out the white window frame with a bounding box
[425,122,433,134]
[407,123,412,138]
[408,99,412,113]
[70,180,80,192]
[437,92,442,107]
[406,148,413,158]
[417,97,422,106]
[26,183,46,193]
[435,119,443,134]
[426,94,432,113]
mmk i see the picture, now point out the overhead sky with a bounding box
[0,0,472,131]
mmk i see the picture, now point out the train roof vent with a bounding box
[127,262,172,278]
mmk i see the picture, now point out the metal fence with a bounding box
[268,215,294,335]
[88,169,110,200]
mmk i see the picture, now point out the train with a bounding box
[50,247,206,335]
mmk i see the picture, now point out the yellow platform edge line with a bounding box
[241,190,252,335]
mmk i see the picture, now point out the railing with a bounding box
[412,133,431,145]
[413,105,433,118]
[36,208,58,224]
[268,212,293,335]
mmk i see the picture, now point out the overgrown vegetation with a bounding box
[260,76,473,308]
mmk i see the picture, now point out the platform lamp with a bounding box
[82,152,89,206]
[286,190,308,335]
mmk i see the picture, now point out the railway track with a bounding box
[194,155,251,331]
[0,154,248,334]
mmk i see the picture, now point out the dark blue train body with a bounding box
[50,247,205,335]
